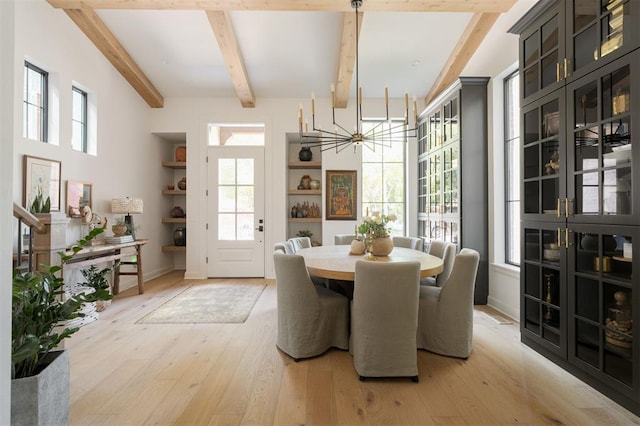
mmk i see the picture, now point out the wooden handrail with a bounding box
[13,203,46,233]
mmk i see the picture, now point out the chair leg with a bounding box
[411,376,419,383]
[293,358,300,362]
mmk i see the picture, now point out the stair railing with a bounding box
[13,203,46,272]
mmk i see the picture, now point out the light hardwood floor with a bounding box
[67,270,639,425]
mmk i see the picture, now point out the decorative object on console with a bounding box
[111,217,128,237]
[111,197,143,240]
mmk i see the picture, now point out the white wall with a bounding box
[1,1,16,421]
[12,0,173,290]
[150,96,410,279]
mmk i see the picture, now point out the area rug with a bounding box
[136,283,266,324]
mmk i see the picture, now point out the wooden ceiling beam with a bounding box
[47,0,516,13]
[424,12,500,106]
[63,4,164,108]
[206,10,255,108]
[334,10,362,109]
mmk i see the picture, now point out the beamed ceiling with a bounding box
[45,0,520,109]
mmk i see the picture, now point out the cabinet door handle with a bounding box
[556,62,561,82]
[558,228,563,248]
[565,198,574,217]
[564,58,570,78]
[557,198,561,218]
[565,228,572,248]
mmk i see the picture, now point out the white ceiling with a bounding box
[78,1,536,104]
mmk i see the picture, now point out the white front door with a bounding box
[207,146,265,277]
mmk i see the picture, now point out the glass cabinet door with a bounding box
[566,51,637,225]
[522,221,567,357]
[522,92,566,221]
[520,3,565,105]
[567,0,638,82]
[568,224,636,394]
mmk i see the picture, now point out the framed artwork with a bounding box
[66,181,92,218]
[23,155,61,212]
[326,170,357,220]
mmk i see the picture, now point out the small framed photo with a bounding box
[326,170,357,220]
[66,181,92,218]
[23,155,61,212]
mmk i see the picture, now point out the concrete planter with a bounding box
[11,350,69,426]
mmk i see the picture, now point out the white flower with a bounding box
[374,216,382,224]
[386,213,397,222]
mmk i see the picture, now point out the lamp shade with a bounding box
[111,197,143,214]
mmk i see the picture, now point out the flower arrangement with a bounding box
[357,211,397,239]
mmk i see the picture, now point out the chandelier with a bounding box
[297,0,419,153]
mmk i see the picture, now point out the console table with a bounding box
[64,239,149,295]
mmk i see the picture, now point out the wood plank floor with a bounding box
[67,270,640,425]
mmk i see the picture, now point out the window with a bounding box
[361,120,406,235]
[72,86,88,152]
[23,61,48,142]
[505,71,521,265]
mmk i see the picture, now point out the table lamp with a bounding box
[111,197,143,239]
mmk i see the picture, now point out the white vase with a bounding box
[350,238,365,254]
[371,236,394,256]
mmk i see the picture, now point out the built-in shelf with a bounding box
[288,161,321,169]
[162,161,186,169]
[162,245,186,253]
[162,218,186,224]
[162,189,187,195]
[288,189,322,195]
[288,217,322,223]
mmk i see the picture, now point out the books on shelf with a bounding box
[105,235,134,244]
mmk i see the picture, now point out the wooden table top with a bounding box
[297,245,444,281]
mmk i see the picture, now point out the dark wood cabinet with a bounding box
[512,0,640,414]
[417,77,489,304]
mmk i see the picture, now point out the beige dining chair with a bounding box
[274,241,294,254]
[351,260,421,382]
[392,236,424,251]
[416,248,480,358]
[422,240,456,287]
[334,234,356,245]
[287,237,312,252]
[273,252,349,361]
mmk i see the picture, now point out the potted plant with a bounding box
[79,264,113,312]
[28,190,51,214]
[357,211,397,256]
[11,227,111,425]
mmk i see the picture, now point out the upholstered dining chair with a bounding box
[334,234,356,245]
[392,236,424,251]
[287,237,312,252]
[416,248,480,358]
[273,252,349,361]
[422,240,456,287]
[274,241,294,254]
[351,260,421,382]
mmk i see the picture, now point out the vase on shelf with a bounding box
[173,227,186,246]
[371,236,393,256]
[177,177,187,190]
[298,146,313,161]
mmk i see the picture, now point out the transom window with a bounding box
[72,86,88,153]
[23,61,48,142]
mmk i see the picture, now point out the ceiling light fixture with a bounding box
[297,0,419,153]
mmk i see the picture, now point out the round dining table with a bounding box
[297,245,443,281]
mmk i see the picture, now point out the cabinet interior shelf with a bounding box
[162,218,186,224]
[162,245,186,253]
[288,161,321,169]
[162,161,186,169]
[289,217,322,223]
[162,189,187,195]
[288,189,322,195]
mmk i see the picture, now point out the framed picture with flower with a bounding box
[23,155,61,212]
[326,170,357,220]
